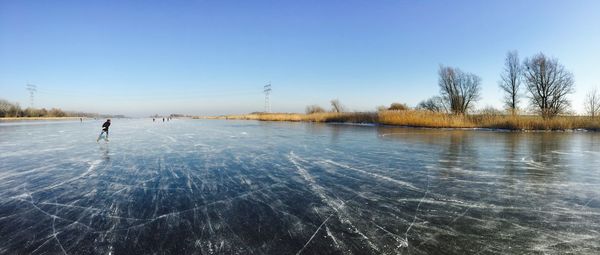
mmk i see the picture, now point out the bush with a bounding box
[24,108,41,117]
[8,104,22,117]
[388,103,409,111]
[477,106,504,116]
[306,105,326,114]
[48,108,66,117]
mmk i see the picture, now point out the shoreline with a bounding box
[194,111,600,132]
[0,117,90,121]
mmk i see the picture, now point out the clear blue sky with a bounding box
[1,0,599,116]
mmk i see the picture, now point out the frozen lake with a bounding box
[1,119,599,254]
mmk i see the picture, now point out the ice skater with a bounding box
[97,119,111,142]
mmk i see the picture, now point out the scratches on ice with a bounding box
[402,160,430,251]
[20,191,95,230]
[3,120,600,254]
[288,152,334,205]
[320,159,421,192]
[17,183,282,238]
[52,215,68,255]
[30,159,102,194]
[289,152,380,254]
[374,223,408,249]
[325,225,341,248]
[145,129,176,142]
[295,211,336,255]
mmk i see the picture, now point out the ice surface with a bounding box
[0,119,599,254]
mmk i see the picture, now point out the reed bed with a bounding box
[378,111,476,128]
[473,115,600,131]
[203,111,600,131]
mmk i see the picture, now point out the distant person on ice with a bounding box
[97,119,111,142]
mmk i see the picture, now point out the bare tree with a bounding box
[584,88,600,118]
[305,105,326,114]
[438,65,481,115]
[0,100,22,117]
[522,53,574,118]
[330,99,345,113]
[499,50,521,115]
[0,99,13,117]
[417,96,446,112]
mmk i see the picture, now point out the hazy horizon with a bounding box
[2,0,600,117]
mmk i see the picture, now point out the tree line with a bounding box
[416,51,600,118]
[0,99,99,118]
[303,51,599,118]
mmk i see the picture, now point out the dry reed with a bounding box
[200,111,600,131]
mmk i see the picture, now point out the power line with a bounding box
[26,84,37,108]
[264,82,272,113]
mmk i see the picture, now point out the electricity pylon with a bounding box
[264,82,272,113]
[26,84,37,108]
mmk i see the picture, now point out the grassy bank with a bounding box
[200,111,600,131]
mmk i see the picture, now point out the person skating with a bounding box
[97,119,111,142]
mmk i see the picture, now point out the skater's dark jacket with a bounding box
[102,121,110,131]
